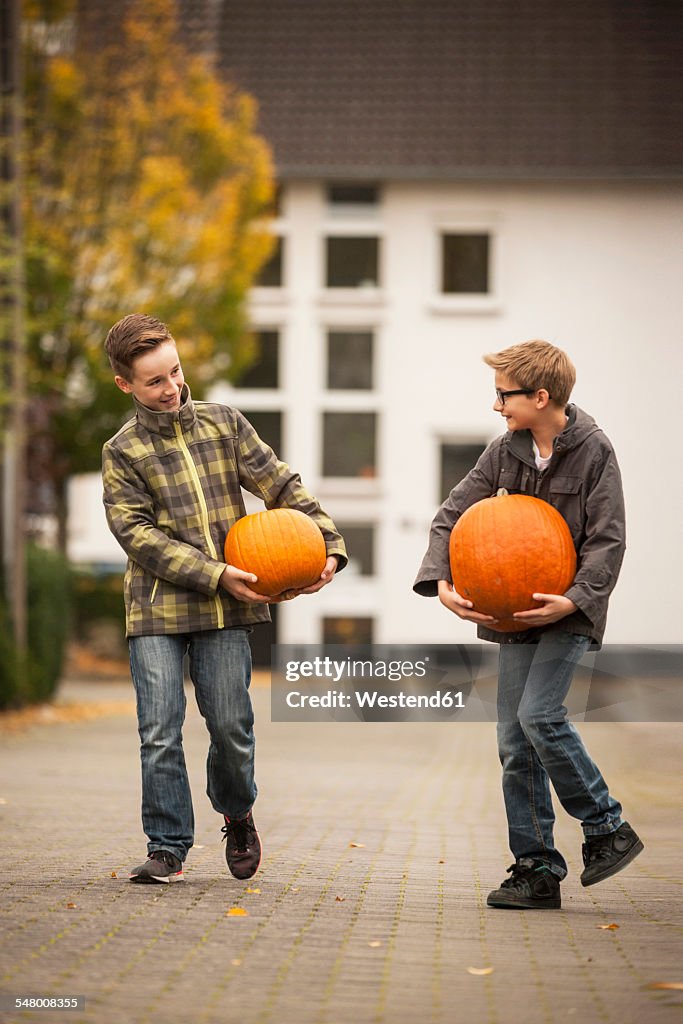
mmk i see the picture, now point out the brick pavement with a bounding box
[1,675,682,1024]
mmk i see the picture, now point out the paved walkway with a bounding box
[1,674,682,1024]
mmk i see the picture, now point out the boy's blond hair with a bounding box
[483,340,575,407]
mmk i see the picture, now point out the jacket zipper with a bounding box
[174,422,225,630]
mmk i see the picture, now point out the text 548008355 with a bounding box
[0,996,86,1011]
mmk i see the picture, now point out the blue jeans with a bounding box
[128,629,257,861]
[496,632,622,879]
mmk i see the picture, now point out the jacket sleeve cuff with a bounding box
[204,561,228,595]
[563,582,596,621]
[326,546,348,573]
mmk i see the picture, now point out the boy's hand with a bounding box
[512,594,577,627]
[437,580,499,625]
[219,565,281,604]
[279,555,340,601]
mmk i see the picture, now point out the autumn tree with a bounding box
[22,0,275,548]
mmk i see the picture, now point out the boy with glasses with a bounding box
[414,339,643,909]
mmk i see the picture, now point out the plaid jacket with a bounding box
[102,385,347,637]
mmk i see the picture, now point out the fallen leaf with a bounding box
[231,958,243,967]
[110,871,117,878]
[349,842,366,848]
[194,845,205,850]
[467,967,494,976]
[291,887,300,893]
[646,982,683,991]
[66,902,77,909]
[0,798,7,805]
[596,923,619,930]
[245,887,261,894]
[226,907,249,917]
[369,940,382,948]
[438,859,446,863]
[335,896,346,902]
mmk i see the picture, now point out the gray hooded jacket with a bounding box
[413,405,625,645]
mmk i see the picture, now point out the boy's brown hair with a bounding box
[483,339,576,407]
[105,313,175,380]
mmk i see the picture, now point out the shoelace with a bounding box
[582,834,613,865]
[221,817,255,852]
[500,863,531,889]
[150,851,180,869]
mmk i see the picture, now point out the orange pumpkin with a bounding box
[224,508,327,596]
[449,493,577,632]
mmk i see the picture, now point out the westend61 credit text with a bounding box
[285,689,465,709]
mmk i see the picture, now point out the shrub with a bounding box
[0,544,72,709]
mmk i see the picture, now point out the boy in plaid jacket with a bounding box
[102,313,346,883]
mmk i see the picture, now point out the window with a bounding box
[336,524,375,576]
[323,616,374,645]
[241,410,283,458]
[322,412,377,478]
[439,442,487,503]
[256,237,284,288]
[327,183,380,207]
[233,330,279,389]
[326,330,374,390]
[326,237,379,288]
[441,233,489,294]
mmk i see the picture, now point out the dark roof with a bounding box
[215,0,683,180]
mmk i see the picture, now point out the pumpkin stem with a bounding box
[496,488,509,497]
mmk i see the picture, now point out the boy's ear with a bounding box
[114,374,134,394]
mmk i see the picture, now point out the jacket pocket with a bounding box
[549,475,584,535]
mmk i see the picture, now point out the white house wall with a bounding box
[69,179,683,647]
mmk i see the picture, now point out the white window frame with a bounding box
[429,212,502,315]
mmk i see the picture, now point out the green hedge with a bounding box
[71,569,125,635]
[0,544,72,710]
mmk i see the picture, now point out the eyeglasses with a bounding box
[495,388,536,405]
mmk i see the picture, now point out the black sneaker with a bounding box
[221,810,262,880]
[129,850,184,884]
[487,858,561,909]
[580,822,644,887]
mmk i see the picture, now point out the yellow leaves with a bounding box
[226,907,249,917]
[136,156,196,228]
[596,923,619,931]
[245,887,261,894]
[46,58,83,105]
[335,896,346,903]
[66,902,77,909]
[467,967,494,976]
[0,701,136,735]
[22,0,276,427]
[110,872,117,879]
[349,842,366,849]
[646,982,683,991]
